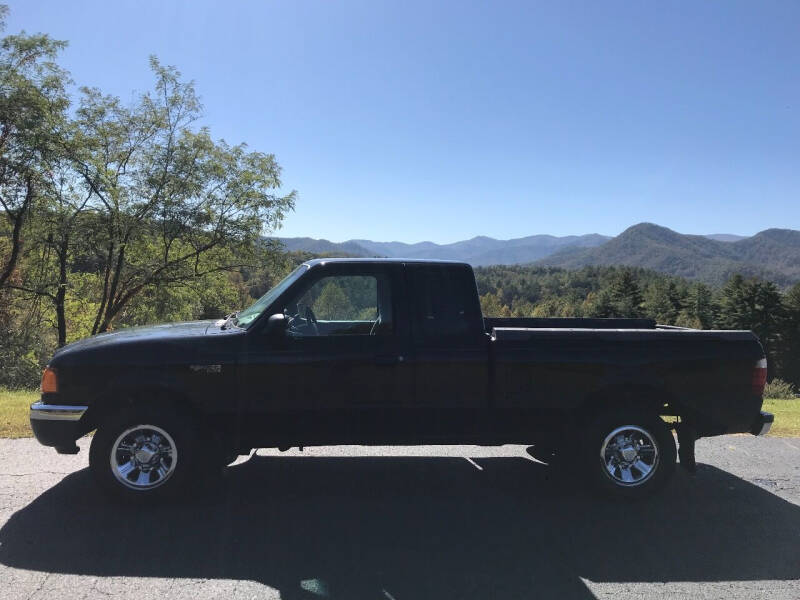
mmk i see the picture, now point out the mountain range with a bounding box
[277,233,612,266]
[275,222,800,285]
[538,223,800,286]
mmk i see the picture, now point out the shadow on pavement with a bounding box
[1,455,798,599]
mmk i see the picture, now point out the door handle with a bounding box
[374,355,404,366]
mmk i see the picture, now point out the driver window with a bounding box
[283,274,393,337]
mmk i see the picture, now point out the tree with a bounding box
[583,289,615,318]
[645,280,684,325]
[313,282,350,320]
[0,6,69,290]
[719,275,753,329]
[71,58,296,333]
[719,276,784,377]
[781,283,800,386]
[479,292,511,317]
[16,160,94,346]
[610,270,644,317]
[676,282,716,329]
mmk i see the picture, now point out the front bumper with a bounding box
[751,410,774,436]
[30,402,89,449]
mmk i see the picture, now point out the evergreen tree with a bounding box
[781,284,800,386]
[719,276,784,377]
[720,275,755,329]
[677,282,716,329]
[584,289,616,318]
[645,280,684,324]
[610,270,644,317]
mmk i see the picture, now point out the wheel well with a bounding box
[83,385,242,454]
[83,385,203,431]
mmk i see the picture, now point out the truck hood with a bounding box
[50,320,235,364]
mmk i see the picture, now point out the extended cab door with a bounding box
[405,263,490,439]
[239,263,413,445]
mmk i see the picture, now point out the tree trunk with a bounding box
[54,232,69,347]
[97,247,126,333]
[91,240,114,335]
[0,178,34,290]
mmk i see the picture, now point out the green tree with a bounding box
[676,282,716,329]
[313,282,350,320]
[0,6,69,290]
[645,280,684,324]
[583,289,615,318]
[479,292,511,317]
[610,270,644,317]
[719,275,752,329]
[781,283,800,386]
[719,276,784,376]
[71,58,296,334]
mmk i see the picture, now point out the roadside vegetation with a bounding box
[761,399,800,437]
[0,388,36,438]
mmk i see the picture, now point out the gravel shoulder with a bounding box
[0,436,798,599]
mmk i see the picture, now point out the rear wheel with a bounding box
[89,407,199,502]
[586,411,676,499]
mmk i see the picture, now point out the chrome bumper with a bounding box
[30,402,88,422]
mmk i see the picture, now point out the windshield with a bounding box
[235,264,309,329]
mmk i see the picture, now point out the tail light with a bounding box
[40,367,58,394]
[751,358,767,397]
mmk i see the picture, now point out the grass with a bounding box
[762,398,800,437]
[1,387,799,438]
[0,388,37,438]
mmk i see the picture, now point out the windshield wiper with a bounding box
[220,311,240,330]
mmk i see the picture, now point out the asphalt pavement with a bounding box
[1,436,799,599]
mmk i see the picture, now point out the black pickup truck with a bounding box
[31,258,773,501]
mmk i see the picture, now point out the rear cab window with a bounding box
[405,264,484,346]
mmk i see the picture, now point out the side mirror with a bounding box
[265,313,288,337]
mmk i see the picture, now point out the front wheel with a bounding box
[89,407,199,502]
[586,411,676,499]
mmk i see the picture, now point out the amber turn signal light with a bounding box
[40,367,58,394]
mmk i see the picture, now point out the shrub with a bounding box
[0,331,46,390]
[764,378,798,400]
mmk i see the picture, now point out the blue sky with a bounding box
[8,1,800,243]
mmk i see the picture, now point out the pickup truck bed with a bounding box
[490,326,763,435]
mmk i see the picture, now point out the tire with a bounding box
[89,406,200,503]
[585,410,676,500]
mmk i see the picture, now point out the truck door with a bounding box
[405,263,490,439]
[239,263,414,444]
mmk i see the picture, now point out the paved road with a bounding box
[1,436,799,599]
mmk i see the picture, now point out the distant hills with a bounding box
[538,223,800,286]
[277,233,611,266]
[275,222,800,285]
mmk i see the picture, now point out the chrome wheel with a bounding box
[110,424,177,490]
[600,425,659,487]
